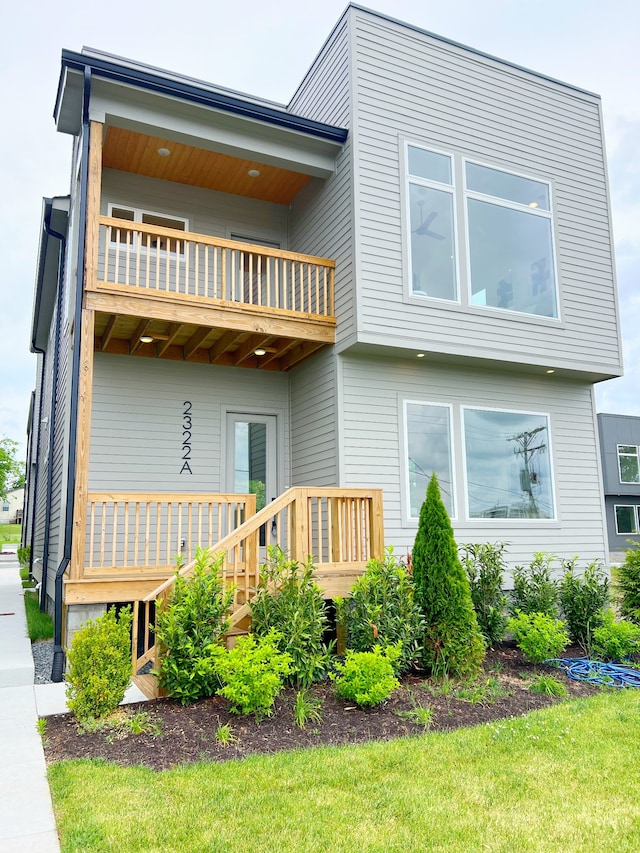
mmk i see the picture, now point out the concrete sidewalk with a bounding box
[0,553,60,852]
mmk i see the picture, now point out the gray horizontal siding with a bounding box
[338,352,607,576]
[290,348,338,486]
[89,354,290,493]
[350,9,620,375]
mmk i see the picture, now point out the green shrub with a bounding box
[65,606,133,720]
[591,609,640,661]
[331,645,400,707]
[510,553,559,618]
[214,630,292,719]
[617,544,640,624]
[335,547,423,674]
[412,474,485,679]
[250,546,331,687]
[17,545,30,568]
[460,542,508,646]
[559,558,609,649]
[153,547,234,704]
[529,674,568,697]
[507,611,569,664]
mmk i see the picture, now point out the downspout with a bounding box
[28,361,46,584]
[39,206,67,612]
[52,65,92,682]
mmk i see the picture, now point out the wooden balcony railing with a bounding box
[81,492,256,578]
[132,487,384,697]
[96,216,335,317]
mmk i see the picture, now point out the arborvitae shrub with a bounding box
[412,474,485,678]
[65,606,133,720]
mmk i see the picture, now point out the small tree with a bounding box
[0,436,24,501]
[412,474,485,678]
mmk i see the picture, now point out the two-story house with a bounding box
[597,413,640,558]
[24,4,621,683]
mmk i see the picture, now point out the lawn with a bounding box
[48,689,640,853]
[0,522,21,546]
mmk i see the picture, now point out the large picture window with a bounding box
[406,146,457,302]
[463,408,555,519]
[465,162,557,318]
[617,445,640,484]
[405,401,455,518]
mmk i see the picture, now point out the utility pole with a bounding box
[508,426,547,517]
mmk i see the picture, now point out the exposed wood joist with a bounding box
[100,314,118,351]
[129,319,152,353]
[184,327,213,360]
[158,323,184,357]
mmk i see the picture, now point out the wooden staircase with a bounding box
[131,487,384,698]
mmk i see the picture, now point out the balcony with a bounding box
[86,216,336,370]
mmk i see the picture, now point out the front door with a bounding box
[225,414,278,535]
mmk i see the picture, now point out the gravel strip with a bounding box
[32,639,54,684]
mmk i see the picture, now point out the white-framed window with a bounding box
[107,204,188,254]
[405,144,458,302]
[403,400,455,518]
[617,444,640,484]
[464,161,558,319]
[614,505,640,535]
[462,406,555,520]
[403,142,559,320]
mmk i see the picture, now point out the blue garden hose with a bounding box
[545,657,640,688]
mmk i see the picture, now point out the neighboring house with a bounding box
[24,4,621,671]
[597,413,640,557]
[0,488,24,525]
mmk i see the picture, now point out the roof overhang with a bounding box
[31,196,70,353]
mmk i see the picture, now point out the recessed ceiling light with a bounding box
[157,148,171,157]
[248,169,260,177]
[546,368,555,374]
[140,335,154,344]
[416,352,425,358]
[254,348,267,356]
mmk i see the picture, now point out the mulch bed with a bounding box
[42,643,600,771]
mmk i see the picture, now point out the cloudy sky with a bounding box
[1,0,638,458]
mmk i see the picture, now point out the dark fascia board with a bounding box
[55,49,348,144]
[31,197,70,353]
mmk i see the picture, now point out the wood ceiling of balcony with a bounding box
[102,127,312,204]
[93,311,327,371]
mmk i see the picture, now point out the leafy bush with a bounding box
[412,474,485,679]
[331,645,400,707]
[214,630,292,719]
[591,610,640,661]
[153,548,234,704]
[65,606,133,720]
[559,558,609,649]
[250,547,331,687]
[335,547,423,674]
[17,545,30,568]
[507,611,569,663]
[460,542,508,646]
[510,553,559,618]
[617,544,640,624]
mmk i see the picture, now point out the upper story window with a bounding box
[406,146,458,302]
[618,444,640,483]
[462,407,555,520]
[405,143,559,320]
[465,162,558,319]
[108,205,188,253]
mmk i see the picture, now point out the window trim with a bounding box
[462,157,560,321]
[402,399,457,523]
[461,404,557,522]
[404,141,460,306]
[106,203,189,256]
[614,504,640,536]
[617,444,640,484]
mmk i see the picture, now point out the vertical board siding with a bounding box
[89,354,290,493]
[339,352,607,576]
[290,348,338,486]
[350,10,620,374]
[288,18,355,347]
